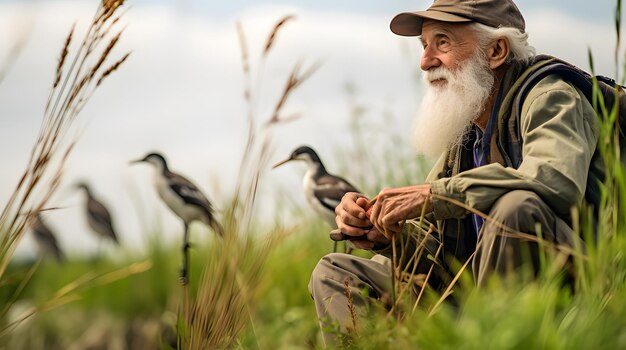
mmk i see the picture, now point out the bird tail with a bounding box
[211,220,225,238]
[203,212,225,237]
[110,231,121,245]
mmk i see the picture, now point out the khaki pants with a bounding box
[308,190,579,345]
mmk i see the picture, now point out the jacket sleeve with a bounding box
[429,75,599,220]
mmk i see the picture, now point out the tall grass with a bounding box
[178,15,319,349]
[0,0,131,340]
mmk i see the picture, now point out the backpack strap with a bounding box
[508,59,622,215]
[509,61,594,168]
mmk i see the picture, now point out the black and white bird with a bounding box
[76,182,120,249]
[131,152,224,285]
[272,145,361,251]
[31,213,65,263]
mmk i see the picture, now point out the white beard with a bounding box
[410,50,495,158]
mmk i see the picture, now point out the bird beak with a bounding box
[129,158,144,165]
[271,157,292,169]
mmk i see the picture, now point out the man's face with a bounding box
[419,19,478,81]
[410,20,496,157]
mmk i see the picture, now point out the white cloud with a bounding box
[526,9,621,77]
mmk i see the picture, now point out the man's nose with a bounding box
[420,46,441,71]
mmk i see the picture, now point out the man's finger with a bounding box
[350,239,375,250]
[337,208,371,228]
[329,229,367,241]
[366,228,391,245]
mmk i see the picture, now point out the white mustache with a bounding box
[424,67,453,83]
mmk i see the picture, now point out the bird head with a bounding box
[130,152,169,172]
[74,181,91,193]
[272,145,322,169]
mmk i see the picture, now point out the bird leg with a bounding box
[97,237,103,260]
[180,223,191,286]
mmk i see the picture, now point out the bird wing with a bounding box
[33,220,59,248]
[313,174,360,211]
[87,197,118,242]
[32,218,65,261]
[167,172,214,212]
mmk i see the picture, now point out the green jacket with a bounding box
[426,58,601,261]
[376,57,602,269]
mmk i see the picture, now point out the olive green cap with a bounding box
[390,0,525,36]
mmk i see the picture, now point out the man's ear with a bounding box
[487,38,509,69]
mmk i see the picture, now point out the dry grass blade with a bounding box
[0,0,130,335]
[388,223,441,314]
[0,143,74,279]
[98,0,125,24]
[47,5,129,134]
[428,252,475,317]
[90,30,122,79]
[96,52,131,86]
[413,244,443,313]
[343,278,358,333]
[263,15,296,58]
[53,24,75,89]
[236,21,251,107]
[0,258,41,323]
[182,15,317,347]
[267,60,322,125]
[103,0,124,12]
[430,193,586,259]
[185,228,293,349]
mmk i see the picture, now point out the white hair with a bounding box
[470,23,536,65]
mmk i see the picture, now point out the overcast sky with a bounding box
[0,0,622,259]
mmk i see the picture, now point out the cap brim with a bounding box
[390,11,472,37]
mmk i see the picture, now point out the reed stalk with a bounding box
[0,0,130,334]
[179,15,318,349]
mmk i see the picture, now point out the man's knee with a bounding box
[309,253,344,294]
[475,190,562,284]
[308,253,354,296]
[308,253,392,299]
[488,190,547,233]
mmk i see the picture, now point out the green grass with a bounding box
[2,151,626,350]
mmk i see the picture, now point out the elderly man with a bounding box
[309,0,602,345]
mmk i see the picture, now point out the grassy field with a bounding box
[0,219,371,349]
[2,193,626,349]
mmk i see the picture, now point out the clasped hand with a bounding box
[334,184,433,250]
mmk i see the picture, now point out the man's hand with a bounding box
[369,184,433,238]
[334,193,391,250]
[349,225,391,250]
[335,192,372,237]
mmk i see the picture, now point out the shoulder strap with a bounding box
[504,56,626,224]
[515,62,593,108]
[509,59,595,167]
